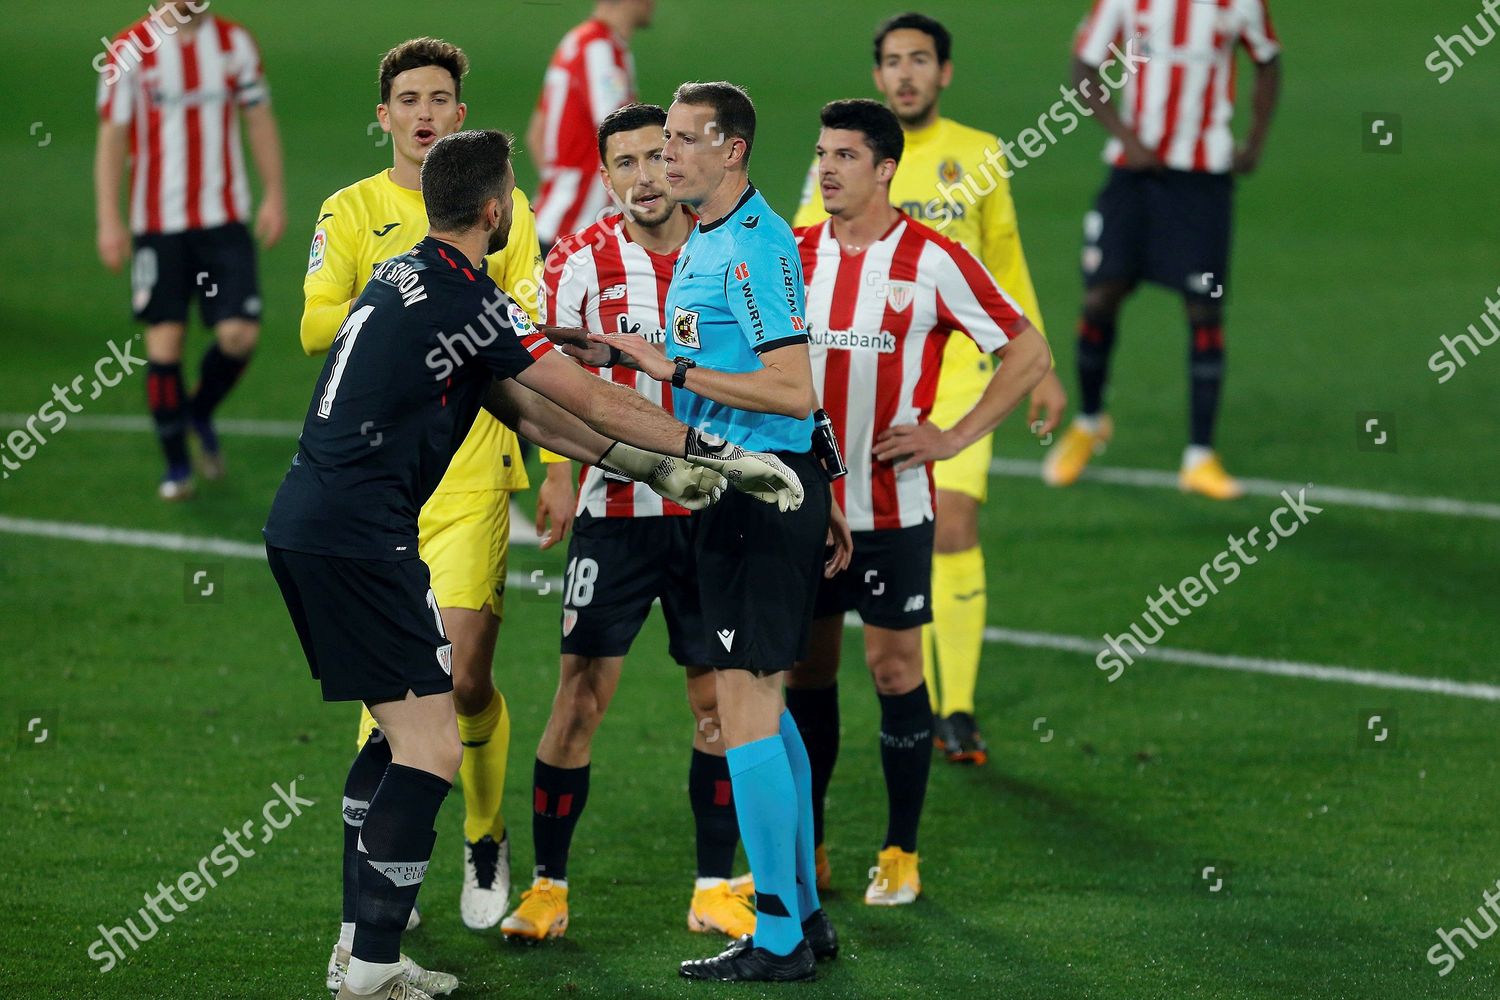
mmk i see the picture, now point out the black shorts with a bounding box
[1082,168,1233,296]
[131,222,262,326]
[693,450,832,673]
[814,522,934,631]
[266,545,454,703]
[559,512,708,667]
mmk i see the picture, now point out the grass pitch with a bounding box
[3,2,1498,997]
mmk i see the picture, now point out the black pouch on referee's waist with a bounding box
[811,408,848,483]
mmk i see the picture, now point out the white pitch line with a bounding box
[3,514,1495,703]
[5,412,1494,524]
[989,457,1500,522]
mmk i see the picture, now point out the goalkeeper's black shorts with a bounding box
[266,545,454,703]
[557,512,708,667]
[814,521,935,631]
[692,450,831,674]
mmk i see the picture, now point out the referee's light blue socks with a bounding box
[779,708,823,920]
[726,736,801,956]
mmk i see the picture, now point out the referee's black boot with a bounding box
[801,908,839,961]
[679,937,816,982]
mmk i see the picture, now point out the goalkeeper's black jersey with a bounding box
[264,237,549,560]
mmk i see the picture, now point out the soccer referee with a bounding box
[600,82,840,983]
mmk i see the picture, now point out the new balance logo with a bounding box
[903,595,926,613]
[717,629,736,651]
[372,222,401,237]
[341,796,369,827]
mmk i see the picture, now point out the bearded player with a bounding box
[792,99,1049,906]
[300,39,540,989]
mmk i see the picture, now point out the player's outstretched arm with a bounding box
[510,353,804,510]
[94,122,130,272]
[482,374,725,511]
[873,324,1051,474]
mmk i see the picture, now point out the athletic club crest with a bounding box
[883,282,916,312]
[562,608,579,637]
[938,159,963,184]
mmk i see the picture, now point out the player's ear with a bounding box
[455,102,467,128]
[871,63,886,96]
[375,103,391,133]
[939,60,954,90]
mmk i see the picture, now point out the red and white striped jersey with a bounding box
[544,211,688,519]
[1074,0,1280,174]
[533,20,636,247]
[96,14,268,235]
[797,215,1029,532]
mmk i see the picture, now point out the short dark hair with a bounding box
[597,103,668,163]
[672,81,756,165]
[820,99,904,166]
[421,130,512,232]
[874,12,952,65]
[379,37,468,105]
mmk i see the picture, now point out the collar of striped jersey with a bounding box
[696,183,757,234]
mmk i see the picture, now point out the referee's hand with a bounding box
[685,432,805,512]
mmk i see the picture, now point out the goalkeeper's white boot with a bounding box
[460,834,510,930]
[327,947,458,997]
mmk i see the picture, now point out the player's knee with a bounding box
[216,320,259,357]
[434,729,464,780]
[933,512,979,554]
[553,677,609,747]
[1083,282,1130,320]
[450,669,495,717]
[869,651,922,695]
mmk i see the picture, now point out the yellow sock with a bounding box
[920,623,940,712]
[931,547,986,717]
[456,690,511,844]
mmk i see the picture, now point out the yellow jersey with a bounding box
[794,116,1047,396]
[302,170,542,493]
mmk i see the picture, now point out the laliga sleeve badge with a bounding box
[508,301,539,336]
[307,228,327,274]
[671,306,702,349]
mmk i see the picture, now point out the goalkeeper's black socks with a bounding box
[878,684,934,853]
[689,749,739,879]
[352,763,450,965]
[1189,321,1226,447]
[785,683,840,846]
[1076,311,1120,416]
[341,731,392,929]
[146,361,190,476]
[531,759,590,881]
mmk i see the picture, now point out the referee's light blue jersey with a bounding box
[663,184,815,453]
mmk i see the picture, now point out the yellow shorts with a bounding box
[418,489,512,618]
[929,350,994,503]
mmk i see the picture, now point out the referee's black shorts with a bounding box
[693,450,831,674]
[266,545,454,703]
[1082,167,1233,297]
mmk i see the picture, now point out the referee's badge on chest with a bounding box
[671,306,702,350]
